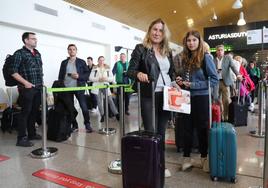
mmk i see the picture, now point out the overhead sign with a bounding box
[208,32,247,40]
[247,29,262,45]
[204,20,268,51]
[264,28,268,43]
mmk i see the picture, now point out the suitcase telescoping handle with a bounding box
[208,77,212,128]
[137,80,156,133]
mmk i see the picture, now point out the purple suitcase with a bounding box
[121,81,164,188]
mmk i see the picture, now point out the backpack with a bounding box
[0,107,20,133]
[2,54,18,86]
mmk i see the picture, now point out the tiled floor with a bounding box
[0,97,265,188]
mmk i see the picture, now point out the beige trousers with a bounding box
[219,80,231,121]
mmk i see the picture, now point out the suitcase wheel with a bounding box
[230,177,237,183]
[210,176,218,181]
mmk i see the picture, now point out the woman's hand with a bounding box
[137,72,149,83]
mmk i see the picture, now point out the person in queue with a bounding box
[246,59,260,105]
[86,56,98,113]
[214,44,242,121]
[89,56,120,122]
[127,18,176,179]
[10,32,43,147]
[112,53,131,115]
[58,44,92,133]
[176,30,218,171]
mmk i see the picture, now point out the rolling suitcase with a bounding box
[228,82,248,126]
[121,81,164,188]
[208,78,237,183]
[209,122,237,183]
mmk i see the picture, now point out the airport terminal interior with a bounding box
[0,98,265,188]
[0,0,268,188]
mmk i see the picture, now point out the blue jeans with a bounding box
[71,91,90,126]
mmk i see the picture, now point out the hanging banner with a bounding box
[263,28,268,43]
[247,29,262,45]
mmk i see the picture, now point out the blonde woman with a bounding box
[89,56,119,122]
[127,18,175,182]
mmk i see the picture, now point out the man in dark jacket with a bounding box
[86,56,98,113]
[58,44,92,133]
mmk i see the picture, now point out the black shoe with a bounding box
[28,134,42,140]
[71,127,78,133]
[16,137,34,147]
[85,123,93,133]
[116,114,120,121]
[125,111,130,116]
[100,115,104,122]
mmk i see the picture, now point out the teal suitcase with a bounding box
[209,122,237,183]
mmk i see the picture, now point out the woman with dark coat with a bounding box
[127,18,176,180]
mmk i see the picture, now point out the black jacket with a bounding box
[58,57,89,86]
[52,80,77,121]
[127,44,175,97]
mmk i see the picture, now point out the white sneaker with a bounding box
[191,157,209,172]
[191,158,202,168]
[248,104,254,112]
[165,168,171,178]
[182,157,192,171]
[90,108,97,113]
[202,158,209,173]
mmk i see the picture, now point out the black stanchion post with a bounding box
[264,84,268,187]
[248,84,267,188]
[108,86,124,174]
[31,86,58,158]
[250,81,265,138]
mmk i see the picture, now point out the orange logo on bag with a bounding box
[168,88,184,108]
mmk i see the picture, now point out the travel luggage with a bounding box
[47,81,77,142]
[228,82,248,126]
[0,88,20,133]
[209,78,237,183]
[209,122,237,183]
[121,81,164,188]
[47,108,72,142]
[0,107,19,133]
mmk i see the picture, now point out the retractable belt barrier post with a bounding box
[108,86,125,174]
[249,83,267,188]
[31,86,58,159]
[264,83,268,188]
[99,85,116,135]
[30,84,132,158]
[250,80,265,138]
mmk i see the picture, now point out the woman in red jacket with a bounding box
[234,56,255,111]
